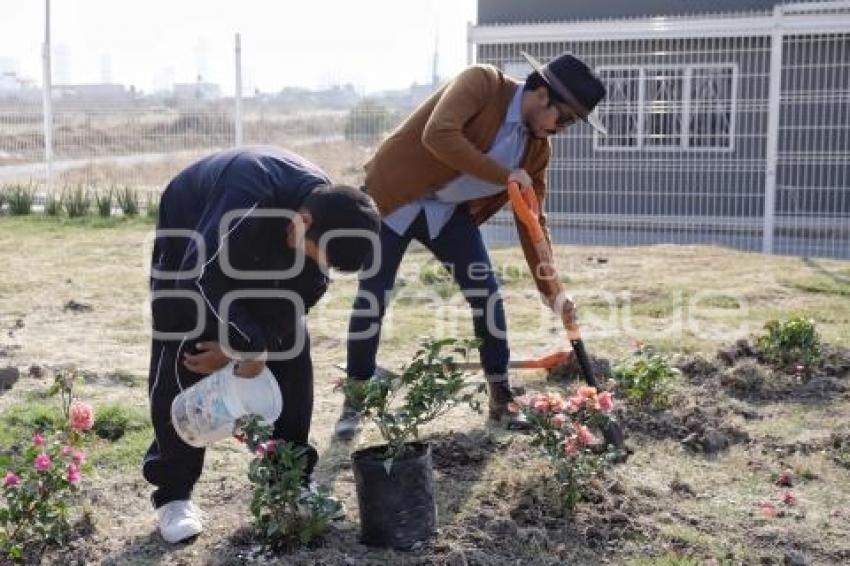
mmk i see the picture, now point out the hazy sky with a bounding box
[0,0,477,94]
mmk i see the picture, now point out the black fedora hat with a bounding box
[521,51,607,136]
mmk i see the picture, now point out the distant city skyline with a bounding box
[0,0,476,95]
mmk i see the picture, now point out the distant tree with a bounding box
[344,99,396,144]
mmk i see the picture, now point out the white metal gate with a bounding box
[470,1,850,259]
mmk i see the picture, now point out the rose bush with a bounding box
[514,386,622,511]
[1,369,94,561]
[238,417,340,551]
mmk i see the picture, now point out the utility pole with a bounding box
[234,33,243,147]
[42,0,54,187]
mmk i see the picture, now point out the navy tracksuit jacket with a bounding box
[143,146,330,507]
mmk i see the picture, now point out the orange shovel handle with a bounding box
[507,181,545,244]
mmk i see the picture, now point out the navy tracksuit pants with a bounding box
[142,331,316,508]
[347,205,510,380]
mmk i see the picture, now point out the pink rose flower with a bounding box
[532,399,550,413]
[32,433,45,447]
[776,469,793,487]
[759,502,778,518]
[61,445,73,457]
[69,401,95,431]
[783,490,797,506]
[257,440,277,457]
[551,413,567,428]
[506,402,520,414]
[547,393,567,413]
[563,437,579,456]
[578,386,598,400]
[3,471,20,487]
[597,391,614,413]
[576,424,595,446]
[34,453,51,472]
[566,396,583,413]
[72,450,86,466]
[66,463,81,484]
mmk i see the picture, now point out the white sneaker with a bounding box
[157,500,203,543]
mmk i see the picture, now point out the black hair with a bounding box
[301,184,380,272]
[523,71,566,104]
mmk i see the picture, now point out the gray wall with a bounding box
[478,0,816,24]
[478,38,771,218]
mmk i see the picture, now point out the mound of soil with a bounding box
[676,339,850,403]
[430,431,497,480]
[547,354,612,384]
[622,402,749,454]
[673,354,723,385]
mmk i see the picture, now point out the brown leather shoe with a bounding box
[487,381,532,431]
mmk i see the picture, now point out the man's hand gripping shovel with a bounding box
[507,181,626,451]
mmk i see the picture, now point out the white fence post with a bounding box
[466,21,475,65]
[763,5,784,254]
[234,32,243,147]
[41,0,54,188]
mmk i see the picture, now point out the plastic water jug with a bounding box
[170,363,283,448]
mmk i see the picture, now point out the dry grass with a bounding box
[1,216,849,564]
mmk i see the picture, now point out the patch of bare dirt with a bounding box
[546,354,612,384]
[676,338,850,404]
[622,401,750,455]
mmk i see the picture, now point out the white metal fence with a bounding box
[2,3,848,261]
[0,100,396,200]
[471,1,850,259]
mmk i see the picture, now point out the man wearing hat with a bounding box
[337,52,607,436]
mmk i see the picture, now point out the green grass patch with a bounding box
[784,276,850,298]
[0,214,154,233]
[87,427,151,471]
[0,401,151,472]
[0,403,64,444]
[92,404,149,441]
[628,289,690,319]
[694,294,741,309]
[104,369,144,388]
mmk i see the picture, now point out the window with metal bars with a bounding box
[595,64,737,151]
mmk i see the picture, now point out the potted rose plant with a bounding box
[344,338,482,549]
[514,386,622,511]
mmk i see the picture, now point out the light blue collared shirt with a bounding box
[383,84,528,240]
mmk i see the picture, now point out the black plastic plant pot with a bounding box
[351,441,436,549]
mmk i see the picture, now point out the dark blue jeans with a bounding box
[347,206,509,380]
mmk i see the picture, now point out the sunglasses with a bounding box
[548,99,579,128]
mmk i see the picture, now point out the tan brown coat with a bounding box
[364,64,555,298]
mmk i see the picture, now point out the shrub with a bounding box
[92,405,136,441]
[61,185,91,218]
[515,387,621,511]
[344,100,398,143]
[344,338,482,466]
[145,192,160,220]
[239,417,340,550]
[115,186,139,217]
[43,193,61,216]
[94,188,113,218]
[6,184,34,216]
[613,347,679,408]
[757,316,820,368]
